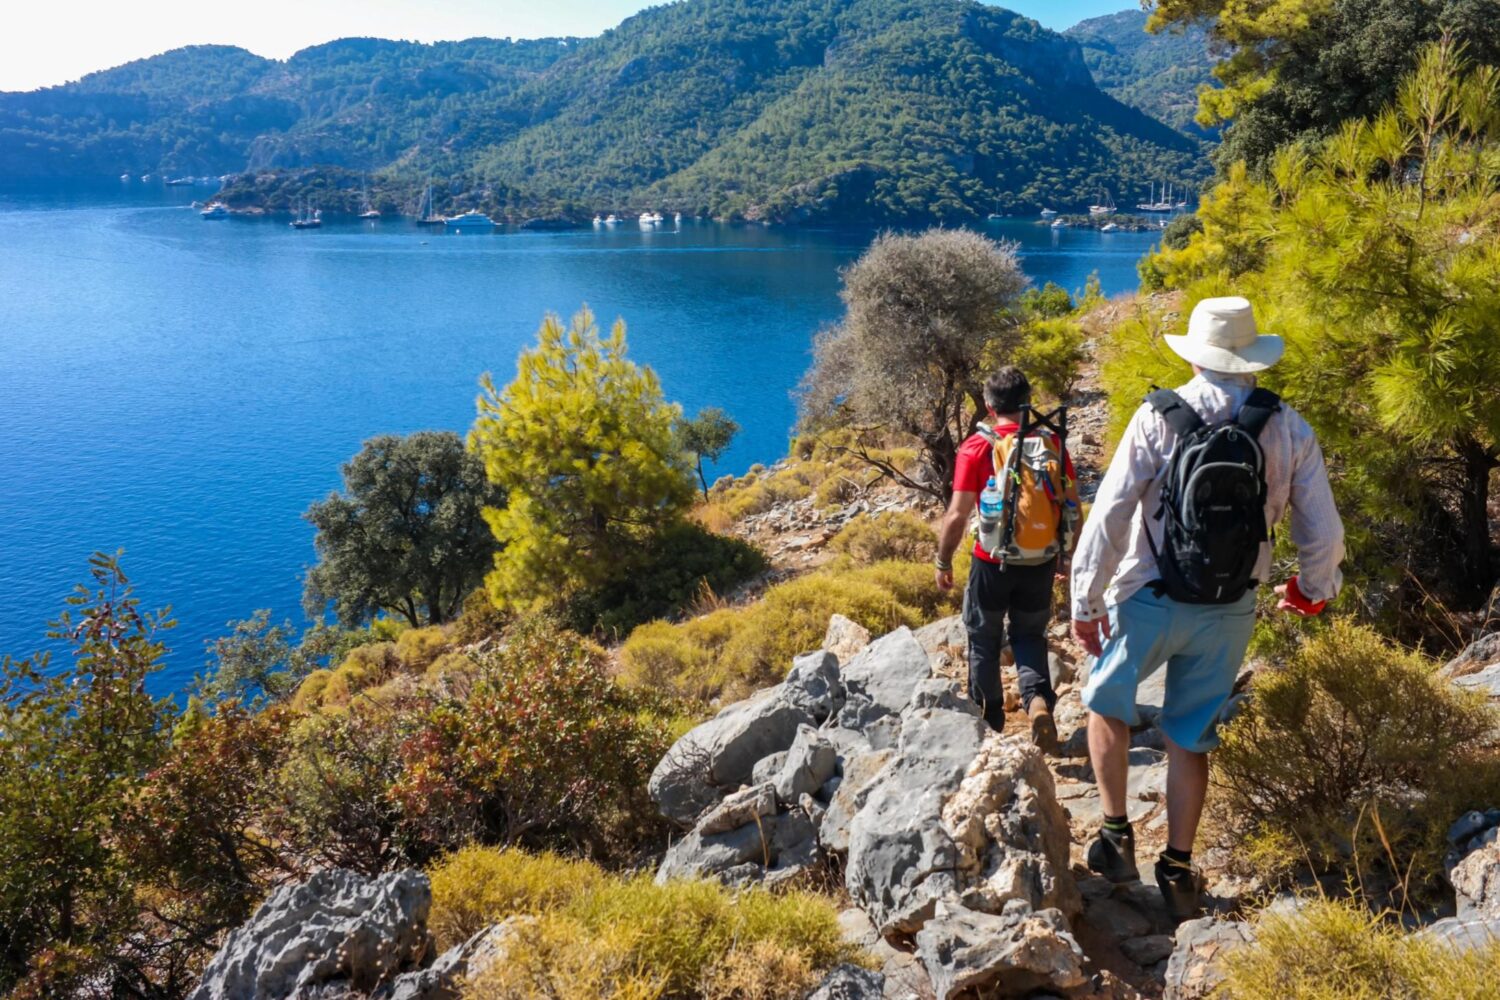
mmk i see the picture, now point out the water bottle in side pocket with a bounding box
[978,476,1005,555]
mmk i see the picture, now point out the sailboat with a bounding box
[1088,189,1116,216]
[289,197,322,229]
[416,182,443,225]
[359,175,381,219]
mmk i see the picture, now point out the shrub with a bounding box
[1209,621,1500,897]
[395,626,447,671]
[1012,314,1086,402]
[427,846,607,950]
[271,698,425,874]
[423,651,475,687]
[318,641,400,709]
[570,521,767,636]
[391,621,668,858]
[619,554,963,703]
[1219,897,1500,1000]
[830,512,933,565]
[449,588,508,648]
[440,848,860,1000]
[290,669,332,712]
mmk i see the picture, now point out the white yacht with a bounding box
[638,211,663,226]
[593,215,604,226]
[200,202,229,219]
[604,214,620,225]
[1088,189,1116,215]
[119,173,131,182]
[1101,222,1119,232]
[1039,208,1057,218]
[1050,218,1066,229]
[445,211,495,229]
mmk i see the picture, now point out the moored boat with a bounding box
[200,202,229,219]
[444,210,495,229]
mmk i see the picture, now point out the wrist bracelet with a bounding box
[934,556,953,572]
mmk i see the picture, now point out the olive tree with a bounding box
[304,431,501,627]
[798,229,1027,502]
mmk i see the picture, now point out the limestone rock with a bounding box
[1451,840,1500,920]
[1120,933,1176,967]
[845,706,987,936]
[913,901,1086,1000]
[842,627,932,716]
[825,615,873,665]
[649,685,812,826]
[384,919,520,1000]
[821,749,894,856]
[189,869,432,1000]
[786,650,845,722]
[1418,916,1500,952]
[656,806,820,886]
[805,963,885,1000]
[776,725,839,804]
[940,735,1080,919]
[752,751,789,787]
[909,678,980,716]
[697,783,778,836]
[1163,917,1254,1000]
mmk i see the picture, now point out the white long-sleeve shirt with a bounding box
[1071,371,1345,621]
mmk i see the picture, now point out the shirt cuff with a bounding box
[1071,592,1107,621]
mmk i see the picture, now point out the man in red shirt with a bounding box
[934,367,1071,750]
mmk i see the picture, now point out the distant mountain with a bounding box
[0,0,1210,223]
[1065,9,1217,140]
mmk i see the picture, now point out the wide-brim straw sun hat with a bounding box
[1164,296,1285,374]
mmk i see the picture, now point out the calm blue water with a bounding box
[0,181,1160,690]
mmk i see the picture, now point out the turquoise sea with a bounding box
[0,181,1166,690]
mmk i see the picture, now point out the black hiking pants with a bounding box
[963,555,1057,731]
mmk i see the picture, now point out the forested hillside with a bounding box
[0,0,1210,222]
[1065,9,1217,139]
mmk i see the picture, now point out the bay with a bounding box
[0,181,1163,690]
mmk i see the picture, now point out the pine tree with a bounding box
[470,308,695,610]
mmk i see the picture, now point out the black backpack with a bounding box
[1144,386,1281,605]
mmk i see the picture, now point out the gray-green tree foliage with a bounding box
[304,431,501,627]
[799,229,1027,501]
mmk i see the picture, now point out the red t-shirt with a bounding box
[953,423,1076,564]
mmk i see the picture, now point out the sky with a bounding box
[0,0,1136,92]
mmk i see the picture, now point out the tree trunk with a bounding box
[1458,437,1498,602]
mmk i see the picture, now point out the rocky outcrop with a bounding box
[1443,625,1500,708]
[804,963,886,999]
[1446,808,1500,922]
[189,869,508,1000]
[1162,916,1254,1000]
[648,621,1087,997]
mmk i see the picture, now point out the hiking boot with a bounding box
[1086,827,1139,884]
[1027,698,1058,754]
[1155,856,1206,922]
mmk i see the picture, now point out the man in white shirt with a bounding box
[1069,296,1345,919]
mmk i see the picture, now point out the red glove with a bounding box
[1274,575,1327,617]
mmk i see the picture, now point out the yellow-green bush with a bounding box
[395,626,448,671]
[424,651,476,687]
[1220,898,1500,1000]
[1209,621,1500,896]
[428,846,607,950]
[1012,314,1086,403]
[619,556,964,703]
[290,669,332,713]
[430,847,861,1000]
[829,511,933,565]
[318,641,400,709]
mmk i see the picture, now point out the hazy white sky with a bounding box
[1,0,1135,92]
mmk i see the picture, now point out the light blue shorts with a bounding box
[1081,587,1257,753]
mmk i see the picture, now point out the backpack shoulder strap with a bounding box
[1145,387,1203,438]
[1234,388,1282,439]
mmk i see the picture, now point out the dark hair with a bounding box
[983,366,1031,414]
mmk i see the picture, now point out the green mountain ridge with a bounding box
[1065,9,1218,139]
[0,0,1215,222]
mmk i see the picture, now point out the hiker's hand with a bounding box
[1073,616,1111,658]
[935,567,955,592]
[1055,558,1070,583]
[1274,577,1327,617]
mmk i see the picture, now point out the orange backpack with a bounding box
[976,406,1080,566]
